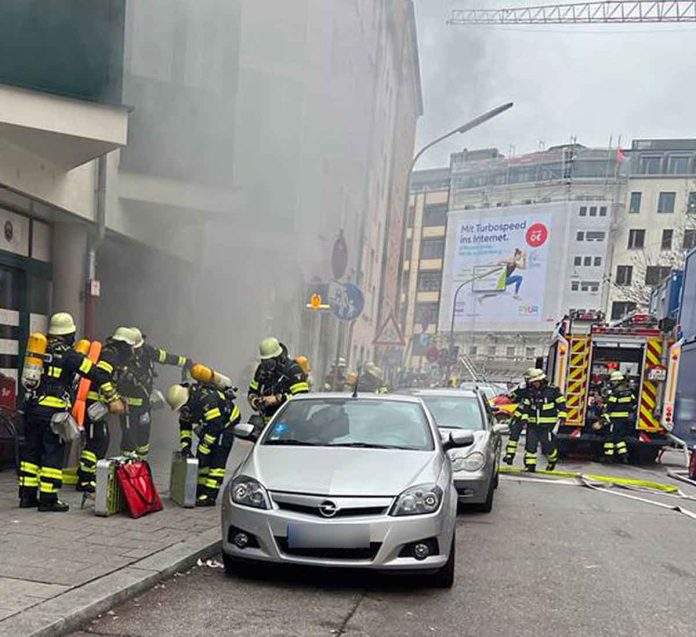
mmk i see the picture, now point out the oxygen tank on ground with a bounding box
[190,363,232,389]
[21,333,48,390]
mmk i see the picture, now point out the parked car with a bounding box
[409,388,504,512]
[221,393,474,588]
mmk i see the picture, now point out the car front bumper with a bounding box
[221,491,456,572]
[452,467,493,503]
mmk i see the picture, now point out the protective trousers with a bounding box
[120,406,151,459]
[524,423,558,471]
[18,408,65,504]
[604,419,629,460]
[77,416,110,488]
[504,418,524,463]
[197,428,234,503]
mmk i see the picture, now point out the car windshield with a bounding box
[261,398,434,450]
[419,395,484,430]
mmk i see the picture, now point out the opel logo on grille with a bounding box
[318,500,338,518]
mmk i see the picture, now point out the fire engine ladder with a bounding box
[565,336,590,427]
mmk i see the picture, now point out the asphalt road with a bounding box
[73,460,696,637]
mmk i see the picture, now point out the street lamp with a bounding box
[397,102,514,374]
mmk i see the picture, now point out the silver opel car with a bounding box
[410,388,505,512]
[221,393,474,588]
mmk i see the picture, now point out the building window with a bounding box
[683,229,696,251]
[594,256,602,266]
[486,345,496,357]
[615,265,633,286]
[574,256,582,266]
[576,231,584,241]
[417,272,442,291]
[611,301,636,320]
[645,266,672,286]
[688,192,696,214]
[628,229,645,249]
[599,206,607,217]
[414,302,438,326]
[585,231,605,242]
[525,346,535,358]
[668,155,691,174]
[589,206,597,217]
[580,281,600,292]
[571,281,579,291]
[422,204,447,227]
[506,346,515,358]
[469,345,477,356]
[657,192,676,214]
[579,206,587,216]
[420,238,445,259]
[661,229,673,251]
[582,256,591,266]
[629,192,642,214]
[639,156,662,175]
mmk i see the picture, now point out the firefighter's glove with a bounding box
[502,453,514,465]
[591,420,604,432]
[248,395,261,411]
[263,394,281,408]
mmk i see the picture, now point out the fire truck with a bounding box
[546,311,674,463]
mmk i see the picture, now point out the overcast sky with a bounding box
[414,0,696,169]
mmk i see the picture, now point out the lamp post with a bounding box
[396,103,514,375]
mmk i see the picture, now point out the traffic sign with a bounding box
[374,311,404,346]
[329,282,364,321]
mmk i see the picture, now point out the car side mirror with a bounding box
[442,430,475,451]
[493,423,509,436]
[233,423,257,441]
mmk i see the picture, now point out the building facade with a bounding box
[608,139,696,320]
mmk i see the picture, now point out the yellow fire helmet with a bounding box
[48,312,76,336]
[295,355,311,375]
[609,371,625,383]
[527,368,546,383]
[165,384,190,411]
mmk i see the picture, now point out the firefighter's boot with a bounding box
[19,495,39,508]
[524,452,537,473]
[196,488,217,507]
[76,480,96,494]
[545,449,559,472]
[38,498,69,512]
[503,439,518,465]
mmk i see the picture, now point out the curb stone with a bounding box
[0,528,221,637]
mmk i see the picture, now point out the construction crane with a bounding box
[448,1,696,25]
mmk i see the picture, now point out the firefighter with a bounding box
[360,362,389,393]
[324,358,347,391]
[502,367,537,465]
[295,355,312,389]
[247,337,309,420]
[18,313,122,511]
[166,382,240,506]
[119,327,192,459]
[601,371,637,463]
[516,369,566,472]
[76,327,136,492]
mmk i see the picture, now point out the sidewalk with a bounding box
[0,435,251,636]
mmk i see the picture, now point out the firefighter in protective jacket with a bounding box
[514,369,566,472]
[248,337,309,420]
[502,367,537,465]
[18,313,122,512]
[166,382,241,506]
[119,327,192,459]
[76,327,136,493]
[601,371,636,462]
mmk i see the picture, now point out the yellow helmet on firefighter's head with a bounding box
[345,371,358,387]
[165,384,190,411]
[112,327,139,347]
[259,337,283,360]
[609,371,625,383]
[527,368,546,383]
[48,312,76,336]
[129,327,145,349]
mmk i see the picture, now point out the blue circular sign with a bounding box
[329,282,364,321]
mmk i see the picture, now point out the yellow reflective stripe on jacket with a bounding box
[204,407,221,421]
[38,396,69,408]
[177,355,187,367]
[617,396,633,403]
[47,366,62,378]
[249,380,259,391]
[289,382,309,394]
[608,411,631,418]
[229,405,240,422]
[528,416,558,424]
[203,433,217,445]
[125,397,144,407]
[87,391,103,402]
[79,358,93,374]
[158,349,167,363]
[97,360,114,374]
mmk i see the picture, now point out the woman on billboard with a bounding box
[478,248,527,303]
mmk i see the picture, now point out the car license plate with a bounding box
[287,523,370,549]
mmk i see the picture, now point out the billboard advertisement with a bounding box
[439,205,561,333]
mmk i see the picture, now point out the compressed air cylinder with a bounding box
[74,339,91,356]
[21,333,48,390]
[190,363,232,389]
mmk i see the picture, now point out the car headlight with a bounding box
[451,451,485,472]
[390,484,443,516]
[230,475,270,509]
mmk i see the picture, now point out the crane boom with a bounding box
[449,1,696,25]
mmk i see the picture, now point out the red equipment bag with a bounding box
[116,460,163,519]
